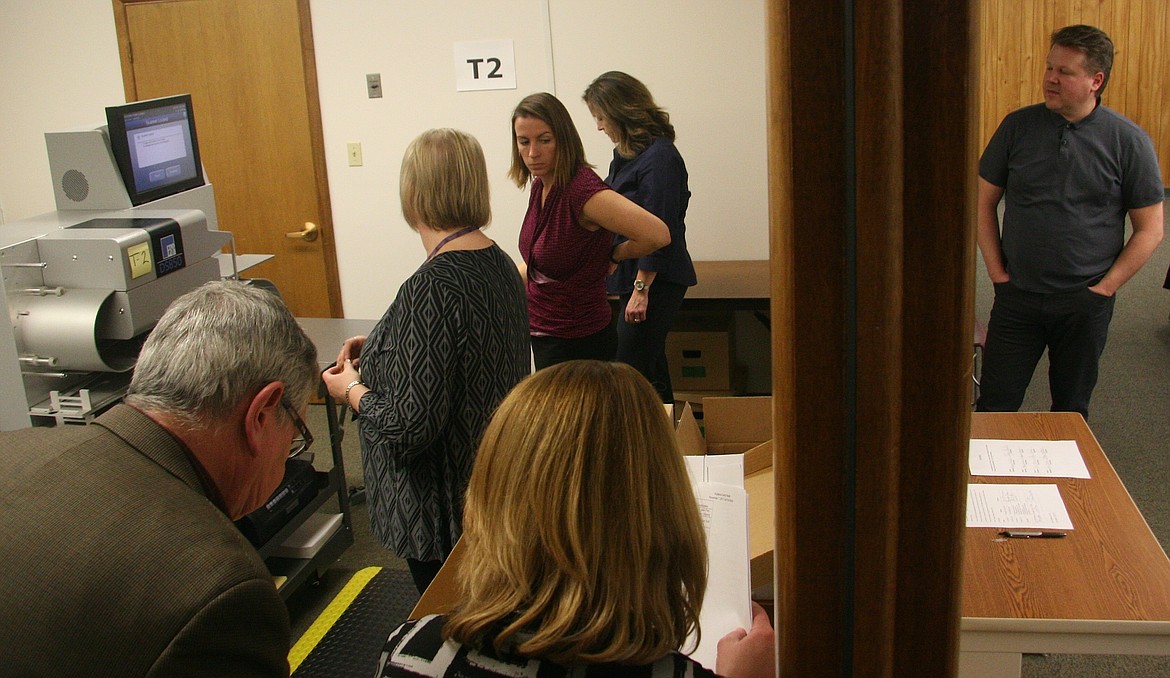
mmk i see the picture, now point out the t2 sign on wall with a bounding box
[454,40,517,91]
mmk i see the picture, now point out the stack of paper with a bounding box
[966,439,1087,530]
[968,439,1090,478]
[682,455,753,670]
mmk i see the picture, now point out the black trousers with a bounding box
[406,558,443,596]
[530,323,617,371]
[975,281,1115,419]
[614,280,688,403]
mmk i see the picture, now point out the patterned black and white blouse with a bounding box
[377,615,720,678]
[356,245,530,562]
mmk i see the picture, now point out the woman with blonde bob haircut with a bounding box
[376,360,775,677]
[401,128,491,232]
[324,129,530,595]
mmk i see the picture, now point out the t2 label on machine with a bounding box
[454,40,517,92]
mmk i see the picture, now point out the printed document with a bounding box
[966,483,1075,530]
[969,439,1090,478]
[683,455,753,671]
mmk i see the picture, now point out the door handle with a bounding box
[285,221,319,242]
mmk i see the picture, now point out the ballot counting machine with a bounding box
[1,95,243,430]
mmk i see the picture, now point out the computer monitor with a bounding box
[105,94,205,206]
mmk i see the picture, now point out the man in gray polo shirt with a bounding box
[977,24,1164,418]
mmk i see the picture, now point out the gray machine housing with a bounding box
[0,127,237,429]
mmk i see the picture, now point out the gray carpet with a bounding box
[287,210,1170,674]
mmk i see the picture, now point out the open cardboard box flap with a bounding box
[742,439,774,588]
[701,396,772,455]
[676,396,775,588]
[411,538,465,619]
[676,396,772,476]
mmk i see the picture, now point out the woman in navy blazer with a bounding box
[584,72,697,403]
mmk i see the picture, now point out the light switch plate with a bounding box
[366,73,382,99]
[347,142,363,167]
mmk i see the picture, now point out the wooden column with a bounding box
[767,1,976,675]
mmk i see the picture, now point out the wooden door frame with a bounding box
[110,0,344,317]
[768,0,975,674]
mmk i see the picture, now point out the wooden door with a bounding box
[112,0,342,318]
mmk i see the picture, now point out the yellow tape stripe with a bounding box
[288,566,383,671]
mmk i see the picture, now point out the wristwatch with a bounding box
[633,279,648,292]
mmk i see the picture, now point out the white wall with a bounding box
[550,2,768,262]
[0,1,126,225]
[309,0,556,318]
[0,0,767,319]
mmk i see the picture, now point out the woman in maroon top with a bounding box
[509,92,670,370]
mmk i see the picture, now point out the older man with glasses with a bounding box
[0,280,317,677]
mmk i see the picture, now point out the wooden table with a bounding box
[686,260,769,311]
[961,412,1170,676]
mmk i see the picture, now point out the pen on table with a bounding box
[998,530,1067,539]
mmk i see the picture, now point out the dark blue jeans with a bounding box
[615,280,688,403]
[976,281,1115,418]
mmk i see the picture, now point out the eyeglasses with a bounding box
[281,396,314,459]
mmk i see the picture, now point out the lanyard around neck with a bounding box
[427,226,478,262]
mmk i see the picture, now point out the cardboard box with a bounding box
[667,310,737,392]
[676,397,775,588]
[667,331,732,390]
[696,396,771,456]
[742,446,775,589]
[672,390,736,427]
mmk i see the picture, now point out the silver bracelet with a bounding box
[342,379,363,414]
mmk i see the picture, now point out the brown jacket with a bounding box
[0,405,289,677]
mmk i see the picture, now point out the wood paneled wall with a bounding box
[979,0,1170,176]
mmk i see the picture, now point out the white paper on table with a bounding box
[966,483,1075,530]
[681,455,752,671]
[969,439,1090,478]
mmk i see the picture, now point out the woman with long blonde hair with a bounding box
[376,360,774,677]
